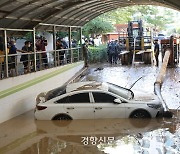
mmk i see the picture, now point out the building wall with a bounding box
[0,62,84,123]
[109,34,119,41]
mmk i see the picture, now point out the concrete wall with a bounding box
[0,62,84,123]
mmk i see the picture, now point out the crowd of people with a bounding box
[82,36,102,47]
[0,36,81,78]
[107,39,125,64]
[107,38,161,66]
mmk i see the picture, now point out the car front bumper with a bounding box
[156,107,164,118]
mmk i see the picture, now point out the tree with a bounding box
[105,5,173,31]
[83,16,114,37]
[83,5,178,36]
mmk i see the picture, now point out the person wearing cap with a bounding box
[154,39,159,66]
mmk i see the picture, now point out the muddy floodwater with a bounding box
[0,63,180,154]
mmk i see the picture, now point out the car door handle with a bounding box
[67,107,74,110]
[95,107,102,110]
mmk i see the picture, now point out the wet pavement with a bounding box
[0,63,180,154]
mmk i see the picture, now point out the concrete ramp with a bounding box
[0,62,84,123]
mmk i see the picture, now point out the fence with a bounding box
[0,23,83,80]
[0,47,83,79]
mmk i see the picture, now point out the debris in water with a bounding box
[94,67,104,71]
[163,111,173,118]
[136,133,143,139]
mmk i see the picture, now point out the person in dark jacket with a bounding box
[56,40,65,65]
[20,41,32,73]
[40,37,48,68]
[82,40,89,67]
[108,41,116,64]
[114,40,120,64]
[9,40,17,70]
[35,37,48,69]
[154,39,160,66]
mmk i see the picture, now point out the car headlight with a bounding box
[147,104,162,109]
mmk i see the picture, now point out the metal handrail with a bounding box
[0,23,83,79]
[0,47,83,79]
[0,47,81,57]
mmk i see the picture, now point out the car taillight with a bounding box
[36,105,47,110]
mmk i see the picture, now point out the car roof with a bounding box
[42,81,134,103]
[66,81,134,99]
[45,81,106,101]
[66,81,109,92]
[45,89,125,104]
[48,82,133,101]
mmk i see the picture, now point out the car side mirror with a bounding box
[114,99,122,104]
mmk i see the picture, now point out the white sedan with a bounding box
[34,81,164,120]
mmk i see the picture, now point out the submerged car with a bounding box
[34,81,164,120]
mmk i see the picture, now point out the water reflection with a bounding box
[0,113,179,154]
[20,137,67,154]
[99,126,180,154]
[20,118,179,154]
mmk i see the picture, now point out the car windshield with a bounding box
[45,85,66,101]
[107,82,134,100]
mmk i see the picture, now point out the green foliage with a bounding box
[105,5,173,31]
[103,7,134,24]
[56,31,80,41]
[83,5,176,36]
[136,6,173,30]
[83,17,114,37]
[23,31,40,41]
[56,31,68,38]
[88,44,107,63]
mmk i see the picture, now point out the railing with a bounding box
[0,47,83,79]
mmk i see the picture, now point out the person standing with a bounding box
[20,41,32,73]
[8,40,17,76]
[40,37,48,68]
[154,39,160,66]
[0,38,4,79]
[36,36,48,69]
[82,40,89,67]
[114,40,120,64]
[108,41,116,64]
[56,40,65,65]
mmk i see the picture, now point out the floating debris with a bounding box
[136,133,143,139]
[94,67,104,71]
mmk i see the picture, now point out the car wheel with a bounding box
[52,114,72,120]
[130,110,151,118]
